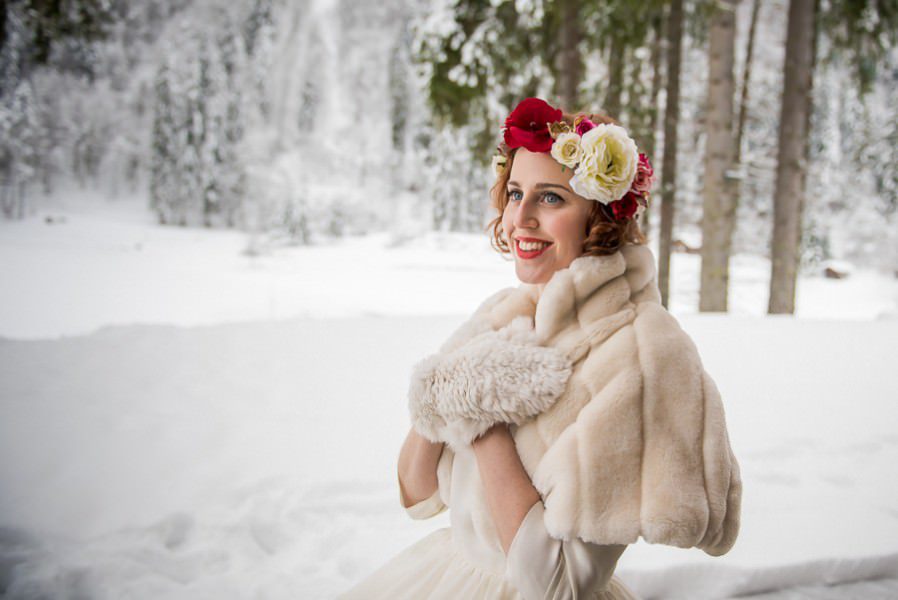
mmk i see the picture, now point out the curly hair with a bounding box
[486,109,647,258]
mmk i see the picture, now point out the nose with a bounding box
[512,195,539,230]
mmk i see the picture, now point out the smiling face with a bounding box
[501,148,595,286]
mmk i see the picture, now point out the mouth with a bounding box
[514,238,553,259]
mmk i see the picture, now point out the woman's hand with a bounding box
[473,423,541,554]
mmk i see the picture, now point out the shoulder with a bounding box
[632,302,705,380]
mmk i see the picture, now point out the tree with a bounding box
[768,0,816,314]
[588,1,666,123]
[0,0,115,218]
[554,0,582,111]
[0,80,39,218]
[657,0,685,309]
[734,0,761,169]
[699,0,740,312]
[636,11,666,239]
[727,0,761,251]
[819,0,898,95]
[414,1,667,159]
[149,12,247,229]
[0,0,114,99]
[424,124,486,232]
[767,0,898,313]
[414,0,557,158]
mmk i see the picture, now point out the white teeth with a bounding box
[518,240,550,251]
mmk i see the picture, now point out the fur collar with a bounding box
[478,244,661,359]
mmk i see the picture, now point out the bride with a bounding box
[339,97,742,599]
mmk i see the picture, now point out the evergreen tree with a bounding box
[0,79,39,218]
[413,0,668,237]
[820,0,898,95]
[149,12,247,229]
[150,61,176,224]
[0,0,114,99]
[424,124,485,232]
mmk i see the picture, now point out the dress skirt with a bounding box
[339,448,640,599]
[338,525,639,600]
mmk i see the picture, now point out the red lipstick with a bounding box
[515,238,553,259]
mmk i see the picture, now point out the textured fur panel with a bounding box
[406,244,742,556]
[408,316,573,453]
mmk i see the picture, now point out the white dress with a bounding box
[338,440,640,599]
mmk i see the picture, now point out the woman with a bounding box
[339,97,742,599]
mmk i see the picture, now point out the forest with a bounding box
[1,0,896,314]
[3,3,898,598]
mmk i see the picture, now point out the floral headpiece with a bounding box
[491,97,655,221]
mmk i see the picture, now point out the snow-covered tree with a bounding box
[149,10,248,228]
[422,124,489,233]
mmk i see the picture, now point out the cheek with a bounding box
[554,215,589,251]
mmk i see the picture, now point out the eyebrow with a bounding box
[506,181,573,194]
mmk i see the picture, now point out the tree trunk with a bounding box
[726,0,760,302]
[768,0,816,314]
[699,0,740,312]
[798,0,819,244]
[605,33,625,118]
[638,12,665,240]
[658,0,684,309]
[555,0,582,112]
[734,0,761,164]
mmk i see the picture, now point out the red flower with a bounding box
[575,117,596,136]
[503,97,563,153]
[631,153,655,196]
[610,192,640,221]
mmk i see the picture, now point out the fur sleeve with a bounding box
[531,304,742,557]
[633,304,741,556]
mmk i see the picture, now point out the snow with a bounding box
[2,198,895,342]
[2,199,898,599]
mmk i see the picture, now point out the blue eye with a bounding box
[507,190,563,205]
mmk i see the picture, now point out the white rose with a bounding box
[550,132,583,169]
[491,154,507,178]
[569,124,639,204]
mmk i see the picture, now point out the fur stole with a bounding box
[408,243,742,557]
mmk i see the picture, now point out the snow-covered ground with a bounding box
[2,198,898,599]
[3,194,896,341]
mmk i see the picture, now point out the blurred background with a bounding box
[1,0,897,598]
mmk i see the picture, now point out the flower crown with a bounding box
[491,97,655,221]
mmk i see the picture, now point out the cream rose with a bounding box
[491,154,507,178]
[568,124,639,204]
[550,132,583,169]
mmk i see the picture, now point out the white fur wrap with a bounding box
[405,244,743,558]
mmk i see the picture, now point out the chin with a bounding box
[514,262,552,285]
